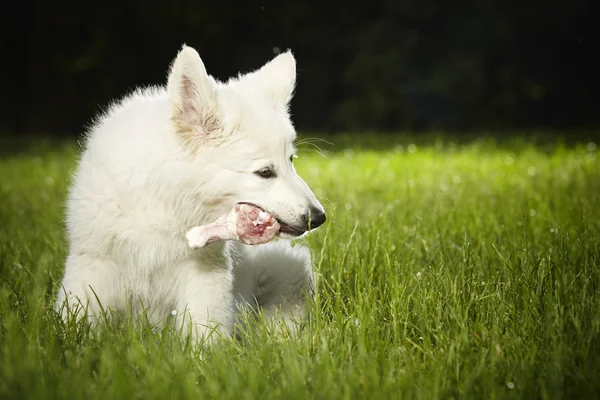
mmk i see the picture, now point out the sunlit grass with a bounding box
[0,135,599,399]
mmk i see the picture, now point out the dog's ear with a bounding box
[250,51,297,109]
[167,45,220,136]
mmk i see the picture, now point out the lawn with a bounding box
[0,134,599,399]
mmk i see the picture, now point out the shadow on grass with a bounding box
[1,129,597,159]
[299,129,598,155]
[0,135,81,159]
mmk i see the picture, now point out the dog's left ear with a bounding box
[250,51,297,109]
[167,45,221,136]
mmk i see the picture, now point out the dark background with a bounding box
[1,0,599,137]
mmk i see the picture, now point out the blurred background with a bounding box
[1,0,598,138]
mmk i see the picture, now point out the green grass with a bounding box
[1,134,599,399]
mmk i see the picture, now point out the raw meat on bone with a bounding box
[186,203,280,248]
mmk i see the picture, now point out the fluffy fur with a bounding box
[56,45,326,342]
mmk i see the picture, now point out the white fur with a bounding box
[230,241,315,336]
[56,45,325,343]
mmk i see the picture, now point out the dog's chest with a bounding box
[114,235,230,310]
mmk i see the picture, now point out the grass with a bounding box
[0,134,599,399]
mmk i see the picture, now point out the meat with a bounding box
[186,203,280,249]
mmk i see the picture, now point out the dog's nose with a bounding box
[303,206,326,230]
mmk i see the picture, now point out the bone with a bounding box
[186,204,280,249]
[186,212,238,249]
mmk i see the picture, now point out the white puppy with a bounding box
[56,45,326,343]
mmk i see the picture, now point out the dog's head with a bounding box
[167,45,325,238]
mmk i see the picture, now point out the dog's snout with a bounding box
[303,206,326,230]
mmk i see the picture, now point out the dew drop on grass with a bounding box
[440,183,449,192]
[504,156,514,165]
[45,176,55,186]
[527,166,536,176]
[587,142,597,152]
[345,204,352,210]
[452,175,461,184]
[507,382,515,389]
[529,209,537,217]
[394,145,404,153]
[407,144,417,153]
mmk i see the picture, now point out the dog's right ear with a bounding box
[167,45,221,136]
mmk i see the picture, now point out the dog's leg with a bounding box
[171,257,235,344]
[55,253,122,324]
[230,241,315,336]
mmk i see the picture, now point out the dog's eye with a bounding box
[290,155,296,163]
[255,168,276,179]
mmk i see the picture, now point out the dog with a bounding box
[55,45,326,342]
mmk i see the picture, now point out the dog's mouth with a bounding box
[277,221,306,237]
[237,202,306,237]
